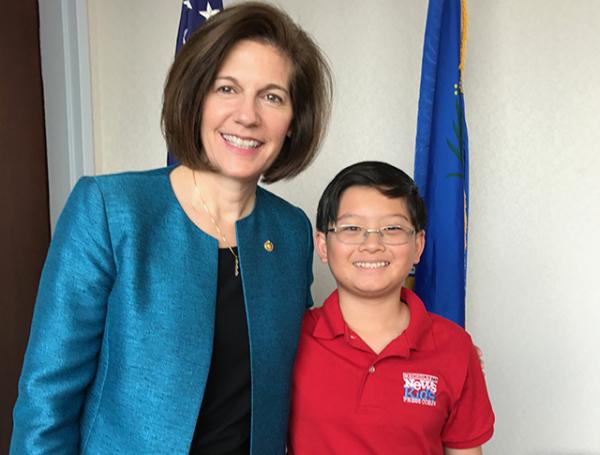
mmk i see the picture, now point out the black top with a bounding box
[190,248,251,455]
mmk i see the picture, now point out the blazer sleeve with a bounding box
[303,212,314,309]
[10,177,116,454]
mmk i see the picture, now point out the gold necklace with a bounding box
[192,171,240,277]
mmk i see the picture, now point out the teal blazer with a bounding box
[11,167,314,454]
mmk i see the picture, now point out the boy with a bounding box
[288,161,494,454]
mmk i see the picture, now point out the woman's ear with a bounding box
[315,231,328,263]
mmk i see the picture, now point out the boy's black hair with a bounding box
[316,161,427,233]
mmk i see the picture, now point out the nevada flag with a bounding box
[413,0,469,327]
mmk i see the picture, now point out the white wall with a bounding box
[87,1,180,172]
[87,1,600,453]
[465,1,600,453]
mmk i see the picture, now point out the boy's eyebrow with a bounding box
[336,213,411,222]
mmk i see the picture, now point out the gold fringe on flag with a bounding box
[459,0,468,88]
[461,2,469,252]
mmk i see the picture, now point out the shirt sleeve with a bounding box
[441,339,495,449]
[10,177,116,454]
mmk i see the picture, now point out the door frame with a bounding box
[39,0,94,232]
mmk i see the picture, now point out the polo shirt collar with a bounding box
[312,290,345,339]
[311,288,436,356]
[396,287,436,353]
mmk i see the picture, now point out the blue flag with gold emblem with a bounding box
[413,0,469,327]
[168,0,224,165]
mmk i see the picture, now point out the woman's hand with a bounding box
[474,345,485,370]
[445,446,483,455]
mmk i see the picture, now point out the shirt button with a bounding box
[368,366,376,374]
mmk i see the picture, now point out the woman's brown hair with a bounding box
[162,1,332,183]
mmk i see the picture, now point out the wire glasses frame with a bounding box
[326,224,416,245]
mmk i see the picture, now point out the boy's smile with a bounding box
[353,260,390,269]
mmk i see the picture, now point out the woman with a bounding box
[10,3,331,454]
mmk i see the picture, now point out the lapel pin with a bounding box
[264,240,274,252]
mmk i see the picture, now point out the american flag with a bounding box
[176,0,223,53]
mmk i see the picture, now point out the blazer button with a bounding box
[264,240,274,252]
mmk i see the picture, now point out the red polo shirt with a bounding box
[288,288,494,454]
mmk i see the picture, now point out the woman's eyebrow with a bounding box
[261,83,290,94]
[213,75,238,84]
[214,76,289,94]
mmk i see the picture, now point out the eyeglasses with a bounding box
[327,224,416,245]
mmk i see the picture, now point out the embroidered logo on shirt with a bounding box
[403,372,438,407]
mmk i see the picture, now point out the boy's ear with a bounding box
[413,230,426,265]
[315,231,328,263]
